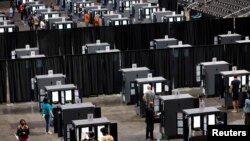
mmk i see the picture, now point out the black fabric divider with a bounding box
[168,18,234,45]
[224,43,250,70]
[64,53,121,97]
[8,56,64,102]
[38,29,74,56]
[158,0,178,11]
[235,17,250,36]
[0,60,7,103]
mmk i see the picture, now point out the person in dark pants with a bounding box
[230,75,241,112]
[145,102,155,140]
[243,93,250,125]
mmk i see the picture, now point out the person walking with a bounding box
[145,102,155,141]
[41,98,53,134]
[83,11,90,27]
[93,14,100,27]
[16,119,30,141]
[230,75,241,112]
[243,93,250,125]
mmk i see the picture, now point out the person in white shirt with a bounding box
[40,20,45,29]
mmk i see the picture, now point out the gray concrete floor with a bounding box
[0,88,245,141]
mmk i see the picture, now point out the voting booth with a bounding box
[120,66,150,104]
[102,13,120,26]
[12,45,39,59]
[152,10,172,23]
[84,42,111,54]
[53,21,75,29]
[73,1,94,15]
[216,31,242,44]
[163,13,184,22]
[44,84,78,106]
[108,17,129,26]
[135,76,171,116]
[219,69,250,108]
[196,60,229,96]
[0,24,17,33]
[153,35,178,49]
[235,36,250,44]
[183,107,227,141]
[55,103,100,140]
[35,73,66,107]
[159,94,199,139]
[138,5,159,23]
[41,11,61,20]
[71,117,118,141]
[131,2,148,22]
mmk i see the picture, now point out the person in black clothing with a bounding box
[145,102,155,140]
[231,75,241,112]
[16,119,30,141]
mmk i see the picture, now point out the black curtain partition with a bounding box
[0,60,7,103]
[38,29,73,56]
[8,57,64,102]
[65,53,121,97]
[168,18,234,46]
[224,43,250,70]
[235,17,250,36]
[158,0,178,11]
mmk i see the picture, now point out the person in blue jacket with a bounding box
[41,98,53,134]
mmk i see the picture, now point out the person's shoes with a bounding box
[46,131,52,135]
[231,110,237,113]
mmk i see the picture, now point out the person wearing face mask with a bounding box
[16,119,30,141]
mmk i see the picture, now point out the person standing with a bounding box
[100,127,114,141]
[243,93,250,125]
[83,11,90,27]
[143,85,155,106]
[28,15,34,30]
[93,14,100,27]
[230,75,241,112]
[16,119,30,141]
[145,102,155,141]
[41,98,53,134]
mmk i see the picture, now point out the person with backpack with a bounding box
[100,128,114,141]
[28,15,34,30]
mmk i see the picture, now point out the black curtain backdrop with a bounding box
[38,30,72,56]
[158,0,178,11]
[235,17,250,36]
[65,53,121,97]
[224,43,250,70]
[8,57,64,102]
[168,18,234,45]
[0,60,7,103]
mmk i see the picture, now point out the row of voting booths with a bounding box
[0,14,18,33]
[22,0,77,30]
[11,44,45,59]
[215,31,250,45]
[56,0,184,26]
[32,70,118,140]
[196,58,250,109]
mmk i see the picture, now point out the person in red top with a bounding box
[93,14,100,27]
[83,11,90,27]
